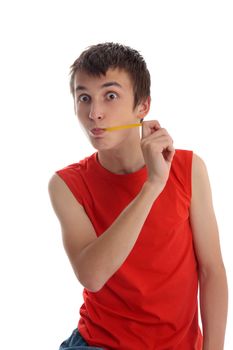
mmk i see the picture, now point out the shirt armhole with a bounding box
[187,150,193,205]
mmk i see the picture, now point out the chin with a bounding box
[91,140,121,152]
[90,140,111,151]
[89,134,127,152]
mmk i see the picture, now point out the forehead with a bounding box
[74,68,133,92]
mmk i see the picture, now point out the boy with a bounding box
[48,42,228,349]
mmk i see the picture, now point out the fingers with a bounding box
[142,134,174,154]
[141,121,175,162]
[141,120,161,139]
[141,125,173,147]
[164,145,176,163]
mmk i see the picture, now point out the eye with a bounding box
[106,92,118,100]
[78,94,90,102]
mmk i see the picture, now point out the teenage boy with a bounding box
[48,42,228,350]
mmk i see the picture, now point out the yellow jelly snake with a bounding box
[105,123,142,131]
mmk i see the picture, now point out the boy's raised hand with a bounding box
[141,120,175,188]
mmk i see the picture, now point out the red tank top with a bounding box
[56,150,203,350]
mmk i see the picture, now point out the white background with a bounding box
[0,0,232,348]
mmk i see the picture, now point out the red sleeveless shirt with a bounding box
[56,149,203,350]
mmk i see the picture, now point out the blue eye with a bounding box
[106,92,118,100]
[79,95,90,102]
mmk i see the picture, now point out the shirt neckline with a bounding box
[91,152,147,182]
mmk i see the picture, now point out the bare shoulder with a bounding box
[191,152,212,197]
[48,172,69,196]
[192,152,208,176]
[48,173,63,212]
[190,152,213,217]
[48,173,66,197]
[48,172,70,197]
[48,173,79,223]
[48,172,96,235]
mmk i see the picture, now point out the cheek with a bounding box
[108,106,133,121]
[75,103,89,119]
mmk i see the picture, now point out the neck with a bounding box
[97,135,145,174]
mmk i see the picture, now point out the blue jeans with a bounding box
[59,328,104,349]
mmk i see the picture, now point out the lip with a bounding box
[89,128,106,137]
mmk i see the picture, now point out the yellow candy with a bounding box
[105,123,142,131]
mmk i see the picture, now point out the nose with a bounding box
[89,103,104,121]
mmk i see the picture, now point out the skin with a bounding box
[49,67,228,349]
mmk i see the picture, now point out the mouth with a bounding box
[89,128,106,136]
[89,123,142,136]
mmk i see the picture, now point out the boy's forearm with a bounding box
[76,181,163,292]
[200,267,228,350]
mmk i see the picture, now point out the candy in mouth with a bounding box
[104,123,142,131]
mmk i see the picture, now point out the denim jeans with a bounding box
[59,328,104,349]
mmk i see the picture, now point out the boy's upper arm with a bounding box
[189,153,225,274]
[48,173,97,277]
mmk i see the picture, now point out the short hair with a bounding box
[69,42,151,109]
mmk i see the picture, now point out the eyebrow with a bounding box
[75,81,123,92]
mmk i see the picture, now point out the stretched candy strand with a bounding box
[105,123,142,131]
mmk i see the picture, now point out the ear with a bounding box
[136,96,151,120]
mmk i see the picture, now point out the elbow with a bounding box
[80,278,104,293]
[87,285,103,293]
[72,253,106,292]
[75,268,105,293]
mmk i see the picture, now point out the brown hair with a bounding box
[69,42,151,109]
